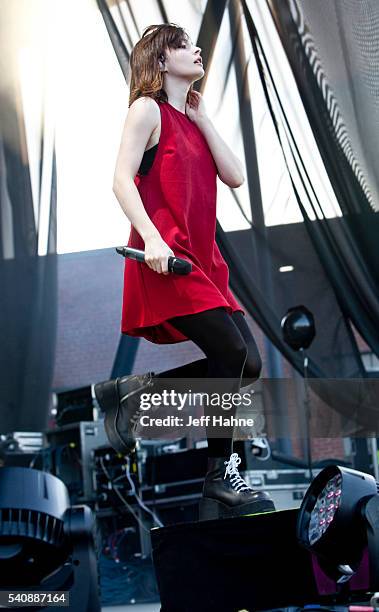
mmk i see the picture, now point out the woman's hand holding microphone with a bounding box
[116,236,191,275]
[144,235,175,275]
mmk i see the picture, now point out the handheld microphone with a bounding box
[116,246,192,275]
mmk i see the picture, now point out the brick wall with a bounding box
[52,249,122,390]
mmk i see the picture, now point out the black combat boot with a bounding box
[199,452,275,520]
[92,372,155,455]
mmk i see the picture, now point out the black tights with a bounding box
[154,307,262,458]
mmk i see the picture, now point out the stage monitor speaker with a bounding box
[144,442,246,486]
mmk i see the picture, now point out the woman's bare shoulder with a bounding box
[128,96,160,123]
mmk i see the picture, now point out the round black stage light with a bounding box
[297,465,379,583]
[281,305,315,350]
[0,466,100,610]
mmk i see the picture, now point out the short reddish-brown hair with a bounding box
[129,23,195,107]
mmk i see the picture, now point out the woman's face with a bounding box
[162,35,204,82]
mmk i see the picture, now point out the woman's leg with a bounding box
[164,306,249,458]
[96,307,261,457]
[155,311,262,383]
[164,307,275,519]
[230,311,262,384]
[155,357,209,378]
[97,304,275,517]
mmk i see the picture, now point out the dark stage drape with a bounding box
[0,1,58,432]
[267,0,379,361]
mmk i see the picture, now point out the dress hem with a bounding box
[121,303,246,344]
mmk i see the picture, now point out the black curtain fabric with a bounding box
[231,0,367,380]
[267,0,379,359]
[224,0,364,380]
[97,0,379,431]
[0,2,58,432]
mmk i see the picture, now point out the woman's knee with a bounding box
[230,311,262,380]
[214,336,248,375]
[243,342,262,381]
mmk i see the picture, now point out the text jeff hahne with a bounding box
[138,415,255,427]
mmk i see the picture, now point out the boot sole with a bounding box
[199,496,275,521]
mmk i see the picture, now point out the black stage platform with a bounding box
[151,509,370,612]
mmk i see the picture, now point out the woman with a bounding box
[105,23,274,520]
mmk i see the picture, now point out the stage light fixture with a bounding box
[281,305,316,476]
[281,305,315,351]
[0,466,100,611]
[297,465,379,587]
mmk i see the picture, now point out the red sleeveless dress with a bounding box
[121,100,245,344]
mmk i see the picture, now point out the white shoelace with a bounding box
[223,452,251,492]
